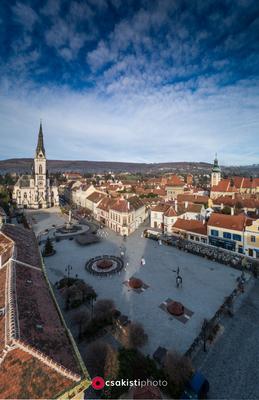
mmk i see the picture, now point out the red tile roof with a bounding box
[172,219,207,235]
[86,191,106,203]
[0,348,73,399]
[97,197,115,211]
[208,213,253,232]
[165,175,184,187]
[0,225,90,398]
[164,206,177,217]
[151,204,170,213]
[177,194,209,204]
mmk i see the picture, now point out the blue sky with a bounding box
[1,0,259,164]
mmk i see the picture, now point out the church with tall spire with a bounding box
[12,122,59,209]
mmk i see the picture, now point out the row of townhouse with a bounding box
[151,199,208,234]
[210,177,259,199]
[151,204,259,258]
[70,185,147,235]
[211,195,259,218]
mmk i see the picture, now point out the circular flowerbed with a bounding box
[129,278,143,289]
[85,255,124,276]
[167,301,185,316]
[96,259,113,269]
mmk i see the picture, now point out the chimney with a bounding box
[185,201,188,209]
[231,207,234,216]
[127,201,130,210]
[175,199,178,213]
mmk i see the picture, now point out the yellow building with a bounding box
[244,219,259,259]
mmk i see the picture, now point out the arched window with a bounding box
[39,165,42,174]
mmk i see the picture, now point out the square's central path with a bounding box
[40,212,242,355]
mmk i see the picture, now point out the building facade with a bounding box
[244,219,259,258]
[12,123,59,209]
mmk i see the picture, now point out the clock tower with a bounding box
[211,154,221,187]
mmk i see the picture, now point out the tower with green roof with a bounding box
[211,154,221,187]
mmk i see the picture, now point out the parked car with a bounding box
[181,371,209,399]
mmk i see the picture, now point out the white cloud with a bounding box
[12,2,38,31]
[1,77,259,165]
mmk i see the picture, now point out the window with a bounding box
[251,236,256,242]
[211,229,219,237]
[39,165,42,174]
[223,232,231,239]
[233,234,241,241]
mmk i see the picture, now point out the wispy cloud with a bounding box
[1,0,259,164]
[12,2,39,31]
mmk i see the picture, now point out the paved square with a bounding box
[34,209,244,356]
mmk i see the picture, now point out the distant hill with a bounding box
[0,158,258,176]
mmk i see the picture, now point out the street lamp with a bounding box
[201,318,209,352]
[65,264,72,282]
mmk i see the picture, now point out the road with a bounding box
[194,278,259,399]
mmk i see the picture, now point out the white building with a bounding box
[12,123,59,209]
[96,196,147,236]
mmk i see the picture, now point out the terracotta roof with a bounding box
[177,194,208,204]
[0,232,13,258]
[211,179,233,192]
[128,196,145,211]
[110,198,130,213]
[208,213,252,232]
[151,204,170,213]
[165,175,184,187]
[2,225,42,268]
[0,266,6,354]
[0,225,90,399]
[212,196,236,207]
[164,206,177,217]
[172,219,207,235]
[0,348,73,399]
[97,197,115,211]
[86,191,106,203]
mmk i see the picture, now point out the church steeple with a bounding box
[36,121,46,157]
[211,153,221,187]
[212,153,221,172]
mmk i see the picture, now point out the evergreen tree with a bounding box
[44,237,54,256]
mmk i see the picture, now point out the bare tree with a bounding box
[164,350,193,388]
[104,344,119,381]
[73,308,90,340]
[94,299,115,321]
[85,340,119,380]
[122,322,148,349]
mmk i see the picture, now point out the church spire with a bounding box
[36,121,46,157]
[212,153,220,172]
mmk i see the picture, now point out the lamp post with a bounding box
[65,264,72,282]
[201,318,209,352]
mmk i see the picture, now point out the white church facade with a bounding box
[12,123,59,209]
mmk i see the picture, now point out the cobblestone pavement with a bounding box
[41,217,245,357]
[193,278,259,399]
